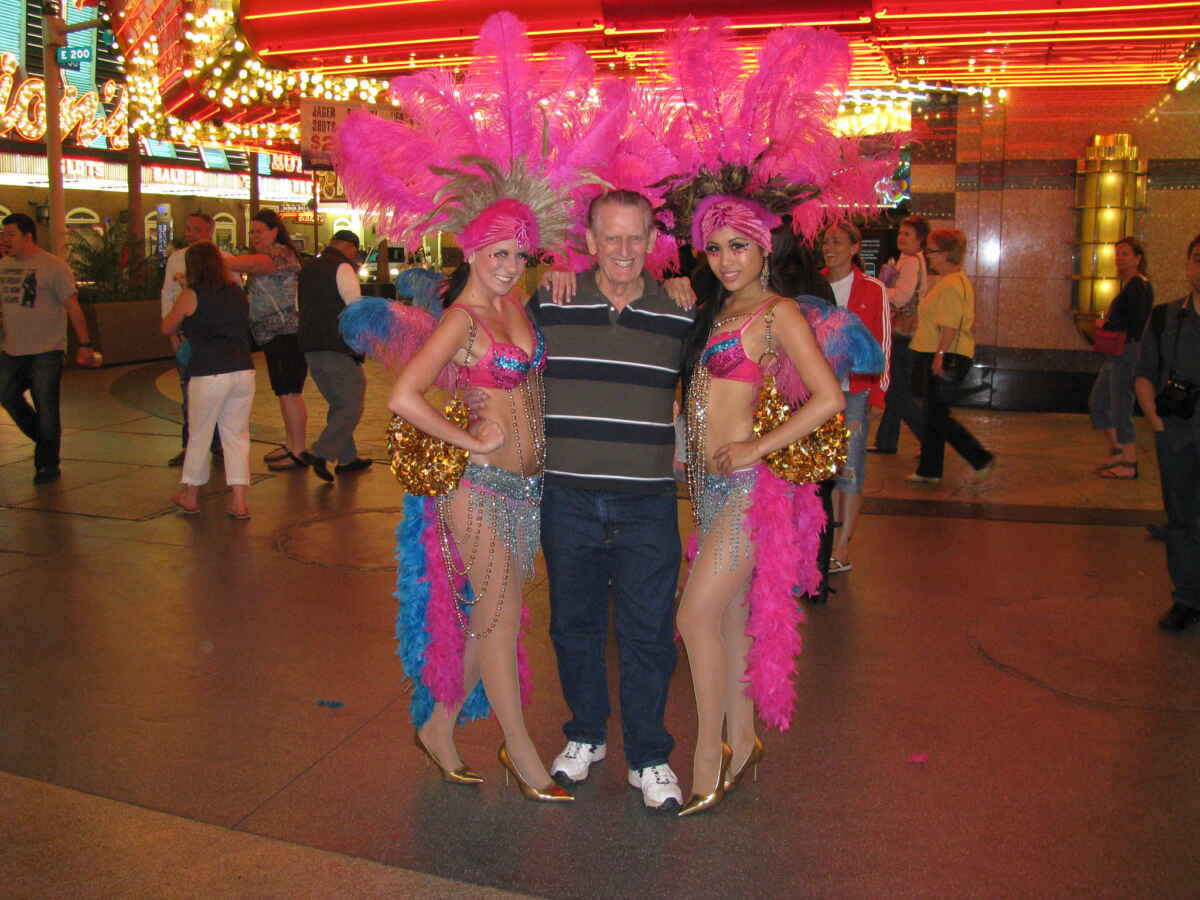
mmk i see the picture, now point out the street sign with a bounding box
[55,46,92,71]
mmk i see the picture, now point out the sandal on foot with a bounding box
[263,445,289,463]
[171,494,199,515]
[227,509,251,520]
[1097,461,1138,479]
[829,557,853,574]
[267,450,310,471]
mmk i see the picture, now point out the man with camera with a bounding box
[1135,233,1200,632]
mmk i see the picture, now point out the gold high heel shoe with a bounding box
[414,731,484,785]
[498,744,574,802]
[678,743,733,818]
[723,736,764,793]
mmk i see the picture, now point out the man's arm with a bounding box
[63,292,95,366]
[1135,376,1163,432]
[888,255,920,309]
[336,262,362,305]
[161,251,184,351]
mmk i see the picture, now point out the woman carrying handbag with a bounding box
[908,229,995,485]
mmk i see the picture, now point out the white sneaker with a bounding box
[551,741,606,784]
[628,763,683,810]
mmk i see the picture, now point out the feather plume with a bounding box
[681,467,821,732]
[395,268,446,319]
[467,11,534,167]
[796,299,886,380]
[333,12,621,256]
[743,472,821,732]
[638,19,902,244]
[338,297,456,391]
[393,488,533,727]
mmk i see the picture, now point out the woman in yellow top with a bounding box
[907,229,995,484]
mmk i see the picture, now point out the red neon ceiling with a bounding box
[235,0,1198,84]
[109,0,1200,150]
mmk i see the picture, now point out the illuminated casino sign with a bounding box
[0,52,128,149]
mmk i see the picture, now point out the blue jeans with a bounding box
[0,350,64,470]
[1155,431,1200,611]
[1089,340,1139,446]
[836,389,870,494]
[542,483,680,771]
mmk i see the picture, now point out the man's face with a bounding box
[3,224,31,257]
[586,202,653,291]
[1188,244,1200,295]
[331,239,359,262]
[185,216,214,245]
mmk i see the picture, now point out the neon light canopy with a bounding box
[110,0,1200,150]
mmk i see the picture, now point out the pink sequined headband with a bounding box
[693,195,782,251]
[458,198,540,257]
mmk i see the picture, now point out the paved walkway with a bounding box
[2,358,1197,899]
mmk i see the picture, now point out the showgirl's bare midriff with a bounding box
[703,377,759,473]
[465,381,545,477]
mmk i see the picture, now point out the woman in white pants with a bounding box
[163,242,256,518]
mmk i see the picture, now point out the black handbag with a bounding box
[911,305,973,402]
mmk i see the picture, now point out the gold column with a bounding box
[1073,134,1147,339]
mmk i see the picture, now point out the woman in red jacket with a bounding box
[821,222,891,573]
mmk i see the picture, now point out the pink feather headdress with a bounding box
[640,18,903,245]
[332,11,619,257]
[457,198,539,258]
[692,195,781,251]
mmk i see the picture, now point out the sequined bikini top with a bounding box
[453,299,547,390]
[700,298,780,383]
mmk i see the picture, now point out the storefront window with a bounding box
[214,213,237,252]
[66,207,101,242]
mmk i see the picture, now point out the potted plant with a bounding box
[67,222,170,365]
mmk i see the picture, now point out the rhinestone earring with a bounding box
[759,260,770,290]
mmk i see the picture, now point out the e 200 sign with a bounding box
[55,46,93,70]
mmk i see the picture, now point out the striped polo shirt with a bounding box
[530,269,696,493]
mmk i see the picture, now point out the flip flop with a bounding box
[263,446,289,463]
[1097,461,1138,479]
[267,450,310,471]
[227,509,251,520]
[171,496,200,515]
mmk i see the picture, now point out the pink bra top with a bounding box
[701,298,779,383]
[453,300,547,391]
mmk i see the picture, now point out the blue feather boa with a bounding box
[395,494,490,727]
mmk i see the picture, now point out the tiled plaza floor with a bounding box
[2,357,1197,899]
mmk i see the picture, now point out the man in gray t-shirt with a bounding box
[0,213,94,483]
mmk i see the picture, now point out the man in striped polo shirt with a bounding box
[530,190,695,810]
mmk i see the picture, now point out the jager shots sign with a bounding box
[299,99,407,171]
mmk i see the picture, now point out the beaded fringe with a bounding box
[456,463,541,576]
[694,469,757,572]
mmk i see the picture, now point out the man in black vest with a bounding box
[297,230,371,482]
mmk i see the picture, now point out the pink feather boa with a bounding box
[683,464,823,732]
[417,496,532,715]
